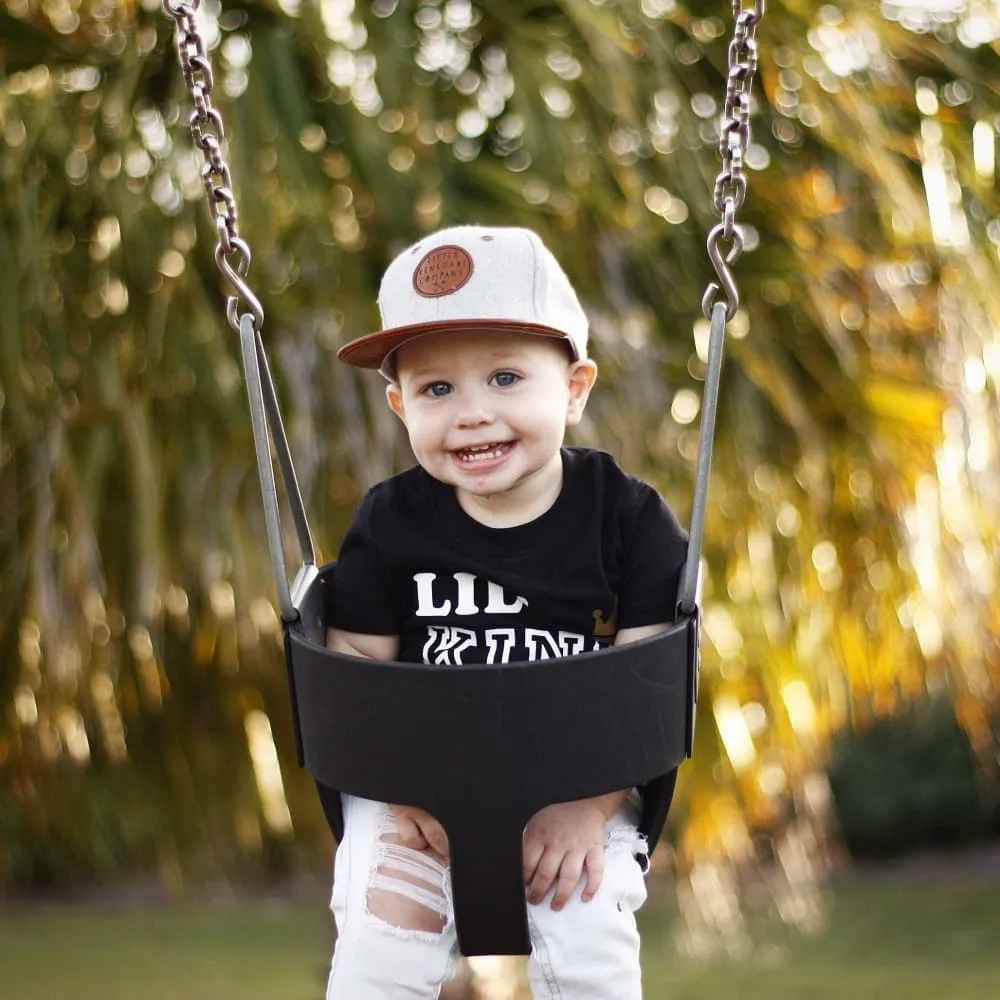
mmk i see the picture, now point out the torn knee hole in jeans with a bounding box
[366,826,451,936]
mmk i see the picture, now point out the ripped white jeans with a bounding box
[326,794,648,1000]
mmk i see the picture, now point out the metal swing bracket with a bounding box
[238,314,318,624]
[677,298,724,756]
[678,301,727,618]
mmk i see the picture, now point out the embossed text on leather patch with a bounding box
[412,245,474,297]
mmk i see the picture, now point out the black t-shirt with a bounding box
[327,447,688,665]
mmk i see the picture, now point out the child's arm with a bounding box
[523,624,670,909]
[326,626,400,661]
[614,622,669,645]
[325,627,451,857]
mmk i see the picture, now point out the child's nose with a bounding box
[454,390,494,427]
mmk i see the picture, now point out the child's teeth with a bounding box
[461,444,505,462]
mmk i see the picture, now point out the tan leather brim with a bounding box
[337,319,578,372]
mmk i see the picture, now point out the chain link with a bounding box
[163,0,264,332]
[703,0,765,321]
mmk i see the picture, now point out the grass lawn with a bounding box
[0,895,335,1000]
[641,880,1000,1000]
[1,878,998,1000]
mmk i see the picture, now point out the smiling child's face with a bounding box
[385,329,597,525]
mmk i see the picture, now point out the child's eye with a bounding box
[490,371,521,388]
[421,381,452,397]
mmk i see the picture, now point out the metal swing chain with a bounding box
[162,0,264,333]
[703,0,766,322]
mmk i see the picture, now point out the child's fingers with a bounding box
[580,845,605,902]
[396,816,429,850]
[421,819,451,859]
[550,851,585,910]
[526,850,561,905]
[522,838,544,885]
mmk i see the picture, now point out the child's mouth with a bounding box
[453,442,514,465]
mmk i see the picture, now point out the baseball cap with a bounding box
[336,225,590,377]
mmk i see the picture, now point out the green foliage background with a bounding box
[2,0,999,891]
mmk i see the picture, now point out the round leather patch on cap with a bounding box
[413,245,474,298]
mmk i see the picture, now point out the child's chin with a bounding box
[455,475,514,499]
[456,472,505,490]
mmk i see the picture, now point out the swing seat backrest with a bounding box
[283,561,699,957]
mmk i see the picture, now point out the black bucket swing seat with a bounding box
[234,299,726,956]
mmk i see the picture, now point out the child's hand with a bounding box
[522,798,611,911]
[390,804,450,859]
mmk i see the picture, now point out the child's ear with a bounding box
[385,382,406,423]
[566,359,598,426]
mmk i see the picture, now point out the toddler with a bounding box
[325,225,687,999]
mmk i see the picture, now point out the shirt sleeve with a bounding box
[325,492,402,636]
[616,486,690,629]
